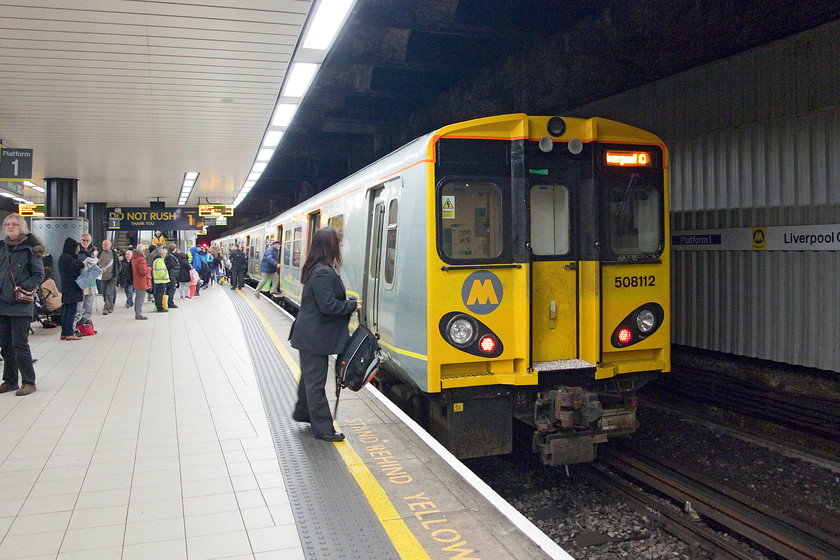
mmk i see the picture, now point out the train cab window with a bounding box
[530,185,570,256]
[439,181,503,260]
[606,174,662,256]
[292,227,302,268]
[384,201,398,286]
[283,229,292,266]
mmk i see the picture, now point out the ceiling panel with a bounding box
[0,0,311,207]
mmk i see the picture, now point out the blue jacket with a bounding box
[260,245,281,273]
[189,246,202,272]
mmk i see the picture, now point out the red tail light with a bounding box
[617,328,632,345]
[478,335,497,354]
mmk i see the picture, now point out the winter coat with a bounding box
[189,246,202,272]
[229,249,247,271]
[164,252,179,276]
[0,234,46,317]
[40,277,62,312]
[131,252,152,291]
[289,265,355,355]
[177,253,192,283]
[58,237,85,305]
[118,259,133,287]
[99,248,118,281]
[259,245,281,273]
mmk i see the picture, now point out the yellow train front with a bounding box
[421,115,670,466]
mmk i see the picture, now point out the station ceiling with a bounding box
[1,0,838,218]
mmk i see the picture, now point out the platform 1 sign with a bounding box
[106,207,205,231]
[672,224,840,251]
[0,148,33,181]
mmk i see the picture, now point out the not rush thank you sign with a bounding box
[107,207,205,231]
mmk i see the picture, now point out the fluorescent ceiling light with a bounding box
[303,0,354,50]
[0,192,16,198]
[248,172,261,182]
[185,172,198,181]
[264,131,284,148]
[271,103,298,127]
[282,63,319,98]
[183,179,195,188]
[252,162,267,174]
[257,149,275,162]
[244,180,256,189]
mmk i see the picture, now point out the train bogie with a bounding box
[219,114,670,466]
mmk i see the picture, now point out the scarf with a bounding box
[4,234,26,248]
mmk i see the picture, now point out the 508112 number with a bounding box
[614,275,655,288]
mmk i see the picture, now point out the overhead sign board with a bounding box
[199,204,233,217]
[106,207,205,231]
[0,148,34,181]
[18,203,45,217]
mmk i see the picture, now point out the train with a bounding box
[217,114,670,466]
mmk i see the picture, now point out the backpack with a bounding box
[336,325,380,391]
[333,325,380,417]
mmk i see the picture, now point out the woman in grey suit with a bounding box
[290,227,361,441]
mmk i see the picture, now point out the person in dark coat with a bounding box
[58,237,84,340]
[289,227,361,442]
[228,244,247,290]
[164,244,180,308]
[176,250,192,299]
[0,214,46,396]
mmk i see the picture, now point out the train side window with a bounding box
[369,202,384,280]
[530,184,570,256]
[283,229,292,266]
[292,227,302,268]
[327,214,344,236]
[439,181,503,260]
[384,200,398,286]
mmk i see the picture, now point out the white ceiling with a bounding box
[0,0,312,207]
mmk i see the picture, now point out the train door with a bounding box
[363,188,385,331]
[307,211,320,249]
[529,184,578,363]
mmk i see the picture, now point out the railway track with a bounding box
[654,366,840,440]
[596,446,840,560]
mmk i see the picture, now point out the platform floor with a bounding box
[0,284,570,560]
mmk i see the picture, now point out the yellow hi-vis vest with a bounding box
[152,257,170,284]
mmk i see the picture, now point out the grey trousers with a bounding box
[134,289,146,318]
[293,352,336,437]
[255,272,279,293]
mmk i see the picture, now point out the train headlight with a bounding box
[448,317,476,347]
[636,309,656,333]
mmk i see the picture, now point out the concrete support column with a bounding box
[44,177,78,217]
[85,202,107,246]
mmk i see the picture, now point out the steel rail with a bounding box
[599,447,840,560]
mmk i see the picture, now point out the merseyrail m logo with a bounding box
[461,270,503,314]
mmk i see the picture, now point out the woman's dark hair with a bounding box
[300,227,342,284]
[44,267,53,280]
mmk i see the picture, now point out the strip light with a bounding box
[177,171,199,206]
[231,0,357,208]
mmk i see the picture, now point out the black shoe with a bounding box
[292,412,310,423]
[169,304,178,309]
[314,432,345,442]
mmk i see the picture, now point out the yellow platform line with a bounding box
[240,294,430,560]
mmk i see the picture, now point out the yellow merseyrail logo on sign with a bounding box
[752,227,766,250]
[461,270,503,314]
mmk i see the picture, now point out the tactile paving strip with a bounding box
[229,293,399,559]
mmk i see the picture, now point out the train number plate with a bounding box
[614,275,656,288]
